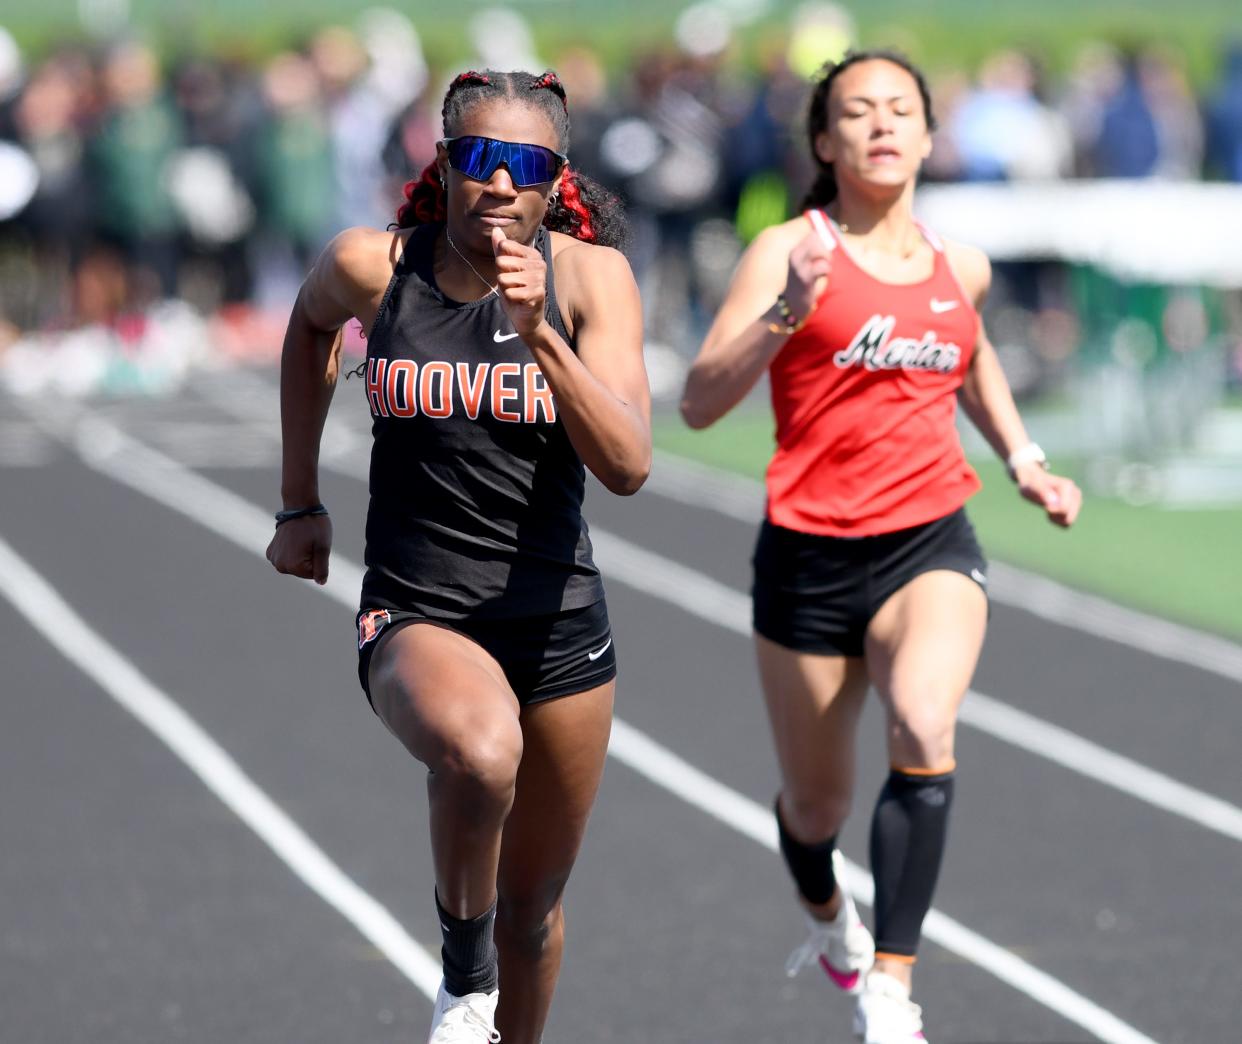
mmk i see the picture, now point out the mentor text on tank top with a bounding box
[765,210,983,537]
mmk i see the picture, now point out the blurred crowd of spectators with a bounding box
[1,5,1241,394]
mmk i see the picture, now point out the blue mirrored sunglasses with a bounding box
[441,135,568,188]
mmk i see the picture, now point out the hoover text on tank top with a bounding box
[360,223,603,619]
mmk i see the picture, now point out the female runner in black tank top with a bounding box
[266,70,650,1044]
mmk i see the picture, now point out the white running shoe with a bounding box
[427,981,500,1043]
[853,971,926,1043]
[784,852,875,995]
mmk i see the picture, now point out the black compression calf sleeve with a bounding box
[776,796,839,906]
[436,891,499,997]
[869,767,956,958]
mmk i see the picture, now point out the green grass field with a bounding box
[653,407,1242,641]
[5,0,1240,84]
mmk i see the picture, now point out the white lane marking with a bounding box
[606,721,1159,1044]
[588,527,1242,847]
[0,531,441,1001]
[72,416,1159,1044]
[963,692,1242,843]
[80,402,1242,844]
[168,368,1242,685]
[76,417,366,606]
[188,374,359,464]
[645,449,1242,686]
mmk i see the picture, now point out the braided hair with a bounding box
[801,49,937,212]
[396,69,626,250]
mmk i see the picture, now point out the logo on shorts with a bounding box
[587,637,613,661]
[970,568,988,586]
[358,609,392,650]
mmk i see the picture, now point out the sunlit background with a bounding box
[2,7,1241,1044]
[1,0,1239,635]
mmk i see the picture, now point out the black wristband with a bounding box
[274,503,328,527]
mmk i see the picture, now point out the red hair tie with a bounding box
[396,160,446,227]
[557,166,595,242]
[531,71,569,112]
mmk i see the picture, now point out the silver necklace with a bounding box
[445,231,499,298]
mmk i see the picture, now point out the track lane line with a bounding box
[0,530,441,1002]
[71,415,1162,1044]
[192,370,1242,683]
[587,529,1242,845]
[644,449,1242,685]
[606,720,1160,1044]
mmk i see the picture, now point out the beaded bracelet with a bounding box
[766,294,806,336]
[274,503,329,527]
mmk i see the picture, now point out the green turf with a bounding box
[5,0,1240,86]
[654,407,1242,641]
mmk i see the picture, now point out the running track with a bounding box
[1,369,1238,1043]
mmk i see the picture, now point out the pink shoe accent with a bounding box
[818,954,860,992]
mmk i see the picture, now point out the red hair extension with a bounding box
[453,70,492,87]
[531,71,568,111]
[396,160,446,227]
[555,166,595,242]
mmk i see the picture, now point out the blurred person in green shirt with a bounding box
[256,51,334,271]
[86,40,183,306]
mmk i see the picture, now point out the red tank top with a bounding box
[765,210,981,536]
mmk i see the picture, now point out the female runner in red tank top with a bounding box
[682,51,1080,1044]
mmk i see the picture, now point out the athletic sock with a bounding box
[868,766,956,957]
[776,795,839,906]
[436,891,499,997]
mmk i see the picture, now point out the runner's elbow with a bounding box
[679,393,719,430]
[600,449,651,496]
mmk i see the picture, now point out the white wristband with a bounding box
[1006,442,1047,481]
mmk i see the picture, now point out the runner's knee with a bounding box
[432,719,523,799]
[780,788,852,841]
[885,692,956,767]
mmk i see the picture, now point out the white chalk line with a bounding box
[0,529,441,1002]
[67,415,1161,1044]
[645,449,1242,686]
[588,529,1242,846]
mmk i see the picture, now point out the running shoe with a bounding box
[853,971,926,1043]
[784,852,875,994]
[427,981,501,1043]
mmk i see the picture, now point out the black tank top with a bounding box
[359,223,604,620]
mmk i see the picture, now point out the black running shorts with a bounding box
[355,599,617,709]
[752,508,987,656]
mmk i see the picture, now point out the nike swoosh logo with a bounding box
[929,299,959,313]
[970,568,988,585]
[587,637,612,661]
[493,330,520,342]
